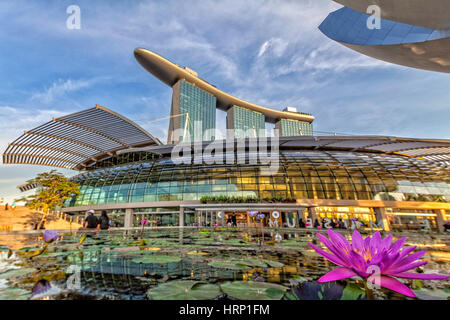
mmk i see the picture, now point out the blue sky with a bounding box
[1,0,450,202]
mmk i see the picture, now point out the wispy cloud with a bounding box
[30,77,108,104]
[0,106,66,155]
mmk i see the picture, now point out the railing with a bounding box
[50,210,84,226]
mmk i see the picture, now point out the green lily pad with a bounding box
[132,255,182,264]
[341,283,366,300]
[0,268,37,279]
[263,260,284,268]
[302,251,320,257]
[220,281,288,300]
[240,259,268,268]
[147,280,222,300]
[208,260,251,270]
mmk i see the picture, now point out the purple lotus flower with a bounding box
[309,229,449,298]
[141,219,148,226]
[43,230,59,243]
[257,213,265,220]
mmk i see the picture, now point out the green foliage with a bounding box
[220,281,288,300]
[341,282,366,300]
[20,170,80,213]
[200,195,296,204]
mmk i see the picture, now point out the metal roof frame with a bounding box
[3,105,162,170]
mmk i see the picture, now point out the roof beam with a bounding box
[4,153,79,165]
[7,143,92,159]
[52,117,129,147]
[23,131,106,153]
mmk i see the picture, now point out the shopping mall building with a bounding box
[3,49,450,232]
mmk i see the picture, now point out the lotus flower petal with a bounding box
[396,246,418,261]
[363,236,371,251]
[392,272,450,280]
[308,242,347,267]
[318,267,358,283]
[352,230,364,252]
[389,237,406,254]
[388,261,428,275]
[316,233,352,265]
[396,250,427,266]
[381,234,393,250]
[348,251,368,276]
[369,275,416,298]
[370,232,381,251]
[327,229,351,253]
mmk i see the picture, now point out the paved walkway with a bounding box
[0,206,82,231]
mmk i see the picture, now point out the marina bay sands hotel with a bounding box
[134,49,315,143]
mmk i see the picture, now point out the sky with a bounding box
[1,0,450,203]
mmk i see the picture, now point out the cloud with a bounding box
[0,106,66,156]
[30,77,107,104]
[258,38,289,58]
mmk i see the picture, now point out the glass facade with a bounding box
[275,119,313,137]
[320,6,450,46]
[67,150,450,207]
[227,105,266,138]
[171,80,217,143]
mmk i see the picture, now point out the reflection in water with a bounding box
[0,228,448,300]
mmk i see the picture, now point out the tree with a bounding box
[21,170,80,214]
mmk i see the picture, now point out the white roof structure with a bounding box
[3,105,161,170]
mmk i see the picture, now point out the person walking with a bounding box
[83,210,99,229]
[231,213,237,227]
[4,203,8,211]
[97,210,110,230]
[11,201,16,211]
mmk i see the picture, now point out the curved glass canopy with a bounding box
[320,7,450,46]
[67,149,450,208]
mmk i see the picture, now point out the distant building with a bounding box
[168,80,216,144]
[134,49,315,142]
[275,119,313,137]
[226,106,265,139]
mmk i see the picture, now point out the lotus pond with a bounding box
[0,228,449,300]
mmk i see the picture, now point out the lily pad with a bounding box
[187,250,210,256]
[240,259,268,268]
[341,283,366,300]
[208,260,251,270]
[147,280,222,300]
[301,251,320,257]
[220,281,288,300]
[132,255,182,264]
[263,260,284,268]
